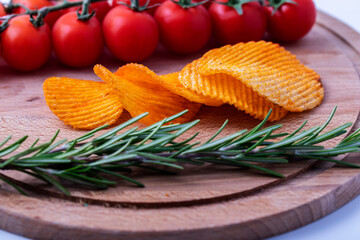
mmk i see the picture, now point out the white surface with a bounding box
[315,0,360,33]
[1,0,360,239]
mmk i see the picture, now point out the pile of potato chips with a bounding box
[43,41,324,130]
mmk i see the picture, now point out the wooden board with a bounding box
[1,11,360,239]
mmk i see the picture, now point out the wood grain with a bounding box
[0,11,360,240]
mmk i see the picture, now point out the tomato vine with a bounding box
[0,0,107,32]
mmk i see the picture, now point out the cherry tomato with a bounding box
[0,3,6,16]
[52,11,104,67]
[1,15,52,71]
[265,0,316,42]
[154,1,211,54]
[0,2,3,57]
[66,0,111,22]
[209,1,266,45]
[12,0,63,27]
[0,3,5,46]
[112,0,167,15]
[103,6,159,62]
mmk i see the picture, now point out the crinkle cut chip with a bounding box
[94,64,201,125]
[159,72,223,107]
[43,77,124,130]
[197,41,324,112]
[178,59,288,122]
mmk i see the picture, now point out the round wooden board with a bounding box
[1,11,360,239]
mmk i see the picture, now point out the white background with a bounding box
[1,0,360,239]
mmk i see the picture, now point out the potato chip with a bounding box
[43,77,124,130]
[197,41,324,112]
[94,64,201,125]
[159,72,223,107]
[178,59,288,121]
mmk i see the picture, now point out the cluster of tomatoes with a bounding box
[0,0,316,72]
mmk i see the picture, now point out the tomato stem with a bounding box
[116,0,155,12]
[179,0,191,5]
[266,0,298,15]
[171,0,209,9]
[77,0,96,21]
[213,0,262,15]
[30,7,49,27]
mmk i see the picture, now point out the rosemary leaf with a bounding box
[0,135,12,149]
[88,154,138,166]
[205,120,229,144]
[142,160,184,170]
[0,174,28,196]
[94,112,148,141]
[96,167,145,187]
[185,130,247,154]
[305,123,352,145]
[137,152,178,162]
[32,169,70,196]
[263,126,320,150]
[0,136,28,158]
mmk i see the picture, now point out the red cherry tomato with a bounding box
[1,15,52,71]
[103,6,159,62]
[52,11,104,67]
[154,1,211,54]
[0,2,2,57]
[1,3,6,57]
[0,3,5,46]
[209,1,266,45]
[12,0,63,27]
[265,0,316,42]
[112,0,167,15]
[0,3,6,16]
[66,0,111,22]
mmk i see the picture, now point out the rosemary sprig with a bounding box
[0,108,359,196]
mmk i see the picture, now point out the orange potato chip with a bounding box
[43,77,124,130]
[178,58,288,121]
[94,64,201,125]
[197,41,324,112]
[159,72,223,107]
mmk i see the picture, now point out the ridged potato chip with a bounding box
[159,72,223,107]
[43,77,124,130]
[178,59,288,121]
[94,64,201,125]
[197,41,324,112]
